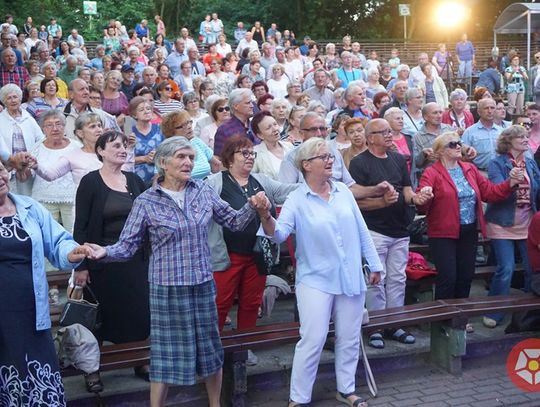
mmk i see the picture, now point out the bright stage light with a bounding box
[435,2,467,27]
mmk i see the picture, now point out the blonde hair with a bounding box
[432,131,460,158]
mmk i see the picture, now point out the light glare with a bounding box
[435,2,467,27]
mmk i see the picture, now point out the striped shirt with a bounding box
[105,178,256,286]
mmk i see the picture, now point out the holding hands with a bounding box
[248,191,271,216]
[412,186,434,206]
[509,167,525,187]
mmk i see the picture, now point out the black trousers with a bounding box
[429,223,478,300]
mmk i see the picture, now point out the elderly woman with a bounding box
[200,97,230,150]
[0,159,91,405]
[199,79,217,110]
[130,96,164,183]
[267,63,289,99]
[252,111,294,180]
[73,131,150,382]
[26,78,67,121]
[329,113,352,151]
[183,91,206,128]
[284,105,306,146]
[505,54,528,116]
[257,94,275,113]
[21,81,41,108]
[207,136,296,351]
[271,98,290,134]
[385,107,412,172]
[372,91,391,118]
[207,58,234,97]
[101,70,129,118]
[482,126,540,327]
[87,136,267,407]
[153,81,183,116]
[161,110,220,179]
[0,84,44,195]
[365,68,386,100]
[341,117,367,169]
[417,63,449,108]
[441,88,474,135]
[401,87,425,138]
[417,132,520,310]
[258,137,382,407]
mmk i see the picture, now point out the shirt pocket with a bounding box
[190,203,212,225]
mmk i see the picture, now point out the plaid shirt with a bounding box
[0,65,30,89]
[105,178,256,286]
[214,115,256,156]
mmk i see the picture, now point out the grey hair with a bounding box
[422,102,440,117]
[0,83,22,104]
[396,64,410,73]
[294,137,328,176]
[384,107,404,119]
[74,112,102,132]
[205,94,223,112]
[229,88,253,111]
[154,136,195,177]
[306,100,327,114]
[127,46,140,55]
[66,55,78,64]
[39,109,66,128]
[299,111,323,129]
[449,88,468,101]
[41,61,56,73]
[344,83,363,101]
[367,67,380,76]
[405,87,423,103]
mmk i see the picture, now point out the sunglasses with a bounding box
[446,140,462,149]
[520,122,532,129]
[217,106,230,113]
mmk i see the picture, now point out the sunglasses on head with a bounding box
[446,140,462,149]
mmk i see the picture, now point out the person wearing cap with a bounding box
[120,65,136,99]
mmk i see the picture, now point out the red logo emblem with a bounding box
[507,338,540,392]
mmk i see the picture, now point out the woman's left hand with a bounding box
[67,245,95,263]
[249,191,270,212]
[369,272,381,285]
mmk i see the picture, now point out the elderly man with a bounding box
[305,69,335,111]
[334,51,365,89]
[187,46,206,77]
[340,82,372,120]
[349,118,432,349]
[260,42,277,76]
[278,112,391,200]
[120,65,136,99]
[42,61,68,98]
[125,47,146,80]
[142,66,158,90]
[0,48,29,88]
[165,38,187,78]
[236,31,259,56]
[234,22,247,45]
[67,29,85,50]
[462,98,502,172]
[88,44,106,71]
[0,32,23,66]
[180,28,196,51]
[63,78,119,139]
[386,65,413,92]
[214,88,256,155]
[380,80,408,117]
[351,42,368,69]
[58,55,80,85]
[410,53,439,88]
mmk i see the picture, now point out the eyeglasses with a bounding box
[164,87,172,91]
[369,128,392,136]
[235,150,257,159]
[520,122,532,129]
[89,96,101,100]
[301,126,328,133]
[306,153,335,163]
[217,106,231,113]
[137,106,153,112]
[43,122,65,129]
[514,134,529,139]
[175,120,193,130]
[446,140,462,149]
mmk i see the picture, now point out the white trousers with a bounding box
[290,283,366,403]
[366,230,409,311]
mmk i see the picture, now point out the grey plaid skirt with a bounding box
[149,280,224,385]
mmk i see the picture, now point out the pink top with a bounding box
[393,134,411,172]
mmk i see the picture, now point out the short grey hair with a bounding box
[66,55,78,64]
[0,83,22,104]
[41,61,56,73]
[74,112,102,133]
[384,107,403,119]
[294,137,328,176]
[405,87,423,103]
[449,88,468,101]
[396,64,410,73]
[127,46,140,55]
[39,109,66,128]
[229,88,253,111]
[306,100,327,114]
[154,136,195,177]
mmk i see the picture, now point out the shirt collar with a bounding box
[301,180,339,196]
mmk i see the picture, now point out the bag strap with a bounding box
[68,284,99,305]
[360,333,378,397]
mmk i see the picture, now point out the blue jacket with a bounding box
[10,194,80,330]
[485,154,540,227]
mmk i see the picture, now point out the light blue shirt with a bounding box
[278,144,355,186]
[191,137,213,179]
[10,193,80,330]
[462,121,502,170]
[165,51,188,78]
[263,181,382,296]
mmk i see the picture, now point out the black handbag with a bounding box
[59,285,100,332]
[253,236,279,275]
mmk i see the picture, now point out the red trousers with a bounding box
[214,252,266,332]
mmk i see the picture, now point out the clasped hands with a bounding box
[248,191,272,218]
[7,152,38,171]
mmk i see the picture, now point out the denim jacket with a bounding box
[485,154,540,226]
[10,193,80,330]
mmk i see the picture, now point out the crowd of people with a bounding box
[1,12,540,407]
